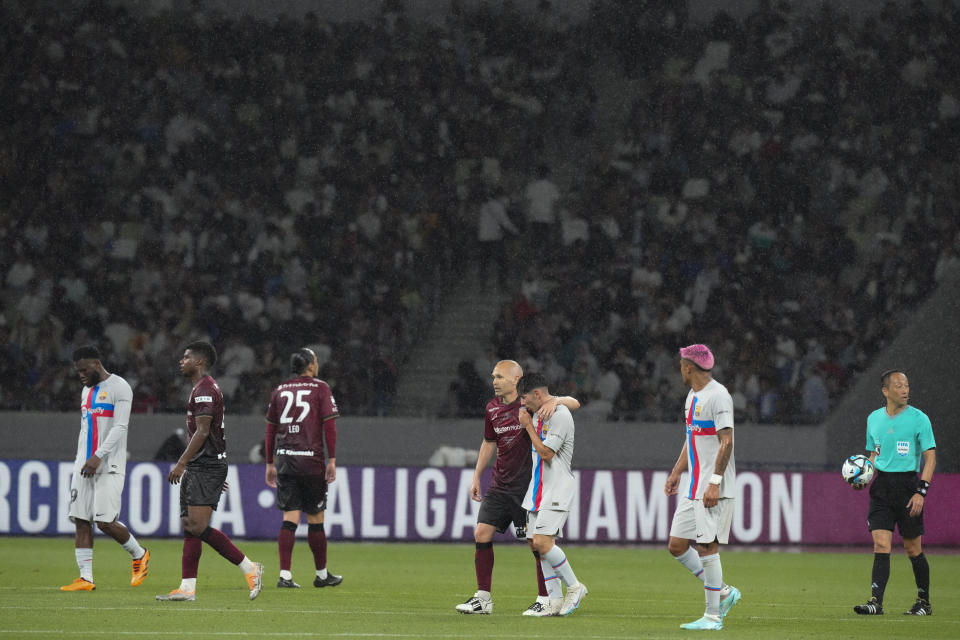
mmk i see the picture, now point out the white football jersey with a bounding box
[682,378,735,500]
[75,374,133,475]
[523,405,576,512]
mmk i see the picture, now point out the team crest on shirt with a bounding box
[98,391,108,400]
[897,440,910,456]
[694,406,703,417]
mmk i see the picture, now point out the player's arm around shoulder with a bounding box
[538,395,580,419]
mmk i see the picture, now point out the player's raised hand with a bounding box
[518,406,533,429]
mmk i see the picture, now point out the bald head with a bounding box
[496,360,522,377]
[491,360,523,402]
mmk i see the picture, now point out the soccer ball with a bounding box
[842,455,875,487]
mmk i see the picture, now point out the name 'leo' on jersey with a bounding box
[266,377,339,475]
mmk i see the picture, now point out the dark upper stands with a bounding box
[2,0,958,422]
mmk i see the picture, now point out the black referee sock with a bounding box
[909,553,930,602]
[871,553,890,604]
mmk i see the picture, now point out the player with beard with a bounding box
[61,346,149,591]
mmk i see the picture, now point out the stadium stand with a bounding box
[1,0,958,426]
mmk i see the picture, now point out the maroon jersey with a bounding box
[484,395,532,495]
[186,375,227,466]
[265,376,339,475]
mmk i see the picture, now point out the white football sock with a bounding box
[543,545,578,588]
[120,530,145,559]
[316,568,328,579]
[180,578,197,592]
[280,570,292,580]
[238,556,255,574]
[539,558,563,600]
[701,553,723,617]
[75,548,93,582]
[676,547,705,582]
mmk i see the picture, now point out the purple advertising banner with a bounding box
[1,460,956,545]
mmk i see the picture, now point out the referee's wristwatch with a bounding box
[916,480,930,497]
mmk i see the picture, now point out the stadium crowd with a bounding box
[472,0,960,423]
[2,0,959,422]
[0,0,575,414]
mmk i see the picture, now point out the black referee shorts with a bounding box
[477,489,527,534]
[180,464,228,517]
[868,470,924,539]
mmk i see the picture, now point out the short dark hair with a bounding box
[185,341,217,368]
[880,369,905,388]
[517,372,549,396]
[290,348,316,374]
[72,345,101,362]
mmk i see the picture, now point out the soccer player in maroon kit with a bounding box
[264,347,342,589]
[455,360,580,616]
[157,341,263,601]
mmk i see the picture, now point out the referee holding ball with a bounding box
[853,370,936,616]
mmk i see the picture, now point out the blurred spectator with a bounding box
[154,428,187,462]
[447,360,488,418]
[800,366,830,422]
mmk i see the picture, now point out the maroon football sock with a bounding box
[534,551,547,597]
[199,526,245,565]
[307,523,327,570]
[279,522,297,571]
[182,534,203,579]
[475,542,494,592]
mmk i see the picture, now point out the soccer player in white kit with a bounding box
[62,346,149,591]
[517,373,587,617]
[664,344,740,630]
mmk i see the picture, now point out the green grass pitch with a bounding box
[0,537,956,639]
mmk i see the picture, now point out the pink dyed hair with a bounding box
[679,344,715,371]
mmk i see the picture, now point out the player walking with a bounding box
[455,361,580,616]
[853,370,936,616]
[516,373,587,617]
[664,344,741,631]
[265,347,342,589]
[157,341,263,602]
[61,346,149,591]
